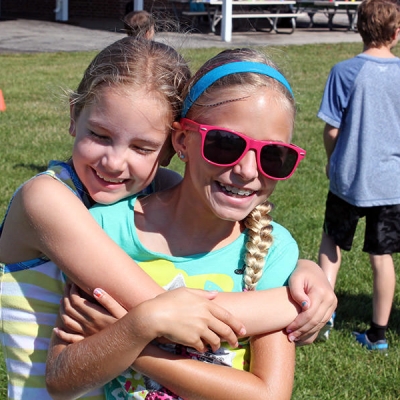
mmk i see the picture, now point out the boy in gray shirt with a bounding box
[317,0,400,351]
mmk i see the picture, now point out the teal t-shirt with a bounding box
[90,195,298,399]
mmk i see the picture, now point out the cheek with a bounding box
[73,137,100,159]
[128,154,161,179]
[261,179,278,198]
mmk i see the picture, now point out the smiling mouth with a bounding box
[96,171,126,184]
[219,183,255,197]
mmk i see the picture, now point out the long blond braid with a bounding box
[242,201,274,291]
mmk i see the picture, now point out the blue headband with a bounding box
[181,61,293,118]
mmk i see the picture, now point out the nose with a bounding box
[232,150,259,181]
[101,147,128,173]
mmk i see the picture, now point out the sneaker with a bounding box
[317,312,336,341]
[353,331,388,352]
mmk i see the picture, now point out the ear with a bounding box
[171,121,190,161]
[391,27,400,42]
[69,102,77,137]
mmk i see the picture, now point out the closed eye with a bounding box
[88,130,110,142]
[130,145,157,155]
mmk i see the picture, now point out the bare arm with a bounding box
[56,258,337,351]
[46,287,245,399]
[46,285,298,398]
[323,123,340,178]
[0,175,164,306]
[47,288,295,400]
[132,330,295,400]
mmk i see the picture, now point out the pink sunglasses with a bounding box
[180,118,306,181]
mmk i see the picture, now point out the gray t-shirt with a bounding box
[318,53,400,207]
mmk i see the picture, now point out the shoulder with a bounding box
[16,173,79,214]
[331,55,365,72]
[269,222,299,260]
[0,171,88,260]
[271,221,297,244]
[328,56,366,84]
[255,222,298,289]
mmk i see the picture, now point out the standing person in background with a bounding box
[317,0,400,351]
[123,10,155,39]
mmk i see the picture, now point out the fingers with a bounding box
[60,284,120,336]
[287,278,311,312]
[92,288,128,318]
[59,284,87,334]
[53,327,85,344]
[185,288,246,338]
[207,306,246,348]
[151,288,245,352]
[184,288,219,301]
[182,331,217,353]
[286,292,337,343]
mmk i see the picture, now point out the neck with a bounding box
[363,45,396,58]
[136,183,243,257]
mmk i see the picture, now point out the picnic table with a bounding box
[189,0,307,41]
[194,0,304,35]
[296,0,361,30]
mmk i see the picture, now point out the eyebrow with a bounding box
[89,119,166,146]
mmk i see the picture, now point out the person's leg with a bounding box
[353,254,393,349]
[318,192,358,288]
[316,233,340,340]
[318,232,341,289]
[317,192,358,340]
[354,204,400,350]
[368,253,395,338]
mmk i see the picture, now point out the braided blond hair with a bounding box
[242,201,274,291]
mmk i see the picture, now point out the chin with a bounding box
[214,208,252,222]
[90,193,125,206]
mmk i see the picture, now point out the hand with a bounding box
[55,283,127,343]
[285,260,337,345]
[55,285,246,353]
[139,287,246,353]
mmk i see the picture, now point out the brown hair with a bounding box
[357,0,400,47]
[123,10,155,39]
[70,37,191,128]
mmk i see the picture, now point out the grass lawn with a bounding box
[0,42,400,399]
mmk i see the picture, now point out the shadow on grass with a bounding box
[334,290,400,335]
[14,163,48,173]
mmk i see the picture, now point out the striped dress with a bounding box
[0,161,105,400]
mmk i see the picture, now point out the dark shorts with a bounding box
[323,191,400,255]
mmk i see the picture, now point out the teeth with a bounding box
[220,183,254,196]
[96,171,125,183]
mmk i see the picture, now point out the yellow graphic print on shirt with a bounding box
[139,259,236,293]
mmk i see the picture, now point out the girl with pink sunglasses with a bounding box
[46,48,334,400]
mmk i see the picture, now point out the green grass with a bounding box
[1,43,400,399]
